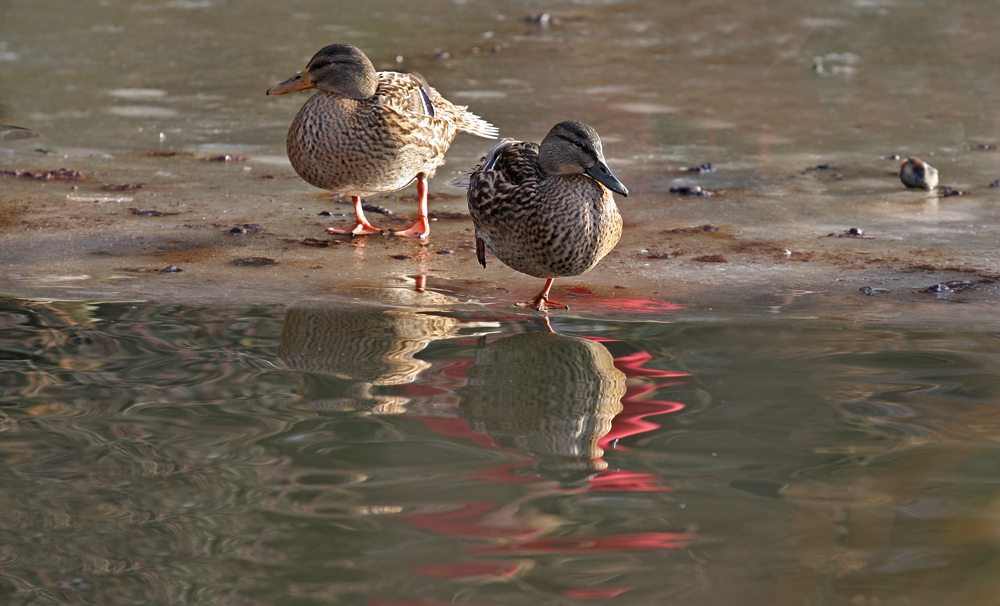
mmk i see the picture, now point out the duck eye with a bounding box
[574,141,585,149]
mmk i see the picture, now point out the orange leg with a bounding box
[391,176,430,239]
[326,196,382,236]
[515,278,569,312]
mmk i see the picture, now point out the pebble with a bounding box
[232,257,276,266]
[925,283,954,294]
[900,157,939,190]
[939,186,968,198]
[802,163,836,174]
[669,185,713,197]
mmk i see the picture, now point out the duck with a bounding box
[267,43,498,238]
[464,120,628,311]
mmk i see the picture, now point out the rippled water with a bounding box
[3,297,1000,605]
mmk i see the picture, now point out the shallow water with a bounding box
[3,297,1000,605]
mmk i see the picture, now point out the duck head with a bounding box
[538,120,628,196]
[267,43,378,100]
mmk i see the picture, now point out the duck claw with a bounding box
[326,222,382,236]
[516,296,569,312]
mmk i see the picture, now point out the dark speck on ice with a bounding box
[232,257,276,266]
[202,155,247,162]
[667,224,718,234]
[226,224,264,235]
[131,208,179,217]
[925,283,954,294]
[669,185,715,197]
[938,186,968,198]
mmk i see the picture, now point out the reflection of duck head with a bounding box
[460,331,626,486]
[277,304,458,413]
[0,122,42,143]
[1,106,42,143]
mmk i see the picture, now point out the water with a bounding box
[2,297,1000,605]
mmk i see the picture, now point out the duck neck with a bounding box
[538,139,586,176]
[313,54,379,100]
[333,69,378,100]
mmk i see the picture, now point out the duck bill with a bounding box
[587,160,629,197]
[266,70,316,95]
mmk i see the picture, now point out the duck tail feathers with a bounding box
[457,111,499,139]
[446,138,517,189]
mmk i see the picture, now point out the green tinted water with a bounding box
[3,298,1000,605]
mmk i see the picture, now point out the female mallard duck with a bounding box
[465,120,628,311]
[267,43,497,238]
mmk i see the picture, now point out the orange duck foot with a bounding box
[326,221,383,236]
[515,279,568,312]
[390,218,430,239]
[516,295,569,312]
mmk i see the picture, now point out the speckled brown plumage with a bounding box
[287,71,492,196]
[269,43,497,237]
[464,120,627,310]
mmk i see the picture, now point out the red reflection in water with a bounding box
[467,532,696,554]
[483,291,686,315]
[598,348,688,452]
[568,296,687,314]
[394,327,692,599]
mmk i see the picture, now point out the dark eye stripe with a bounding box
[557,134,591,154]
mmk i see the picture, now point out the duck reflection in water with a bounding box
[460,331,626,486]
[276,304,458,414]
[0,123,41,143]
